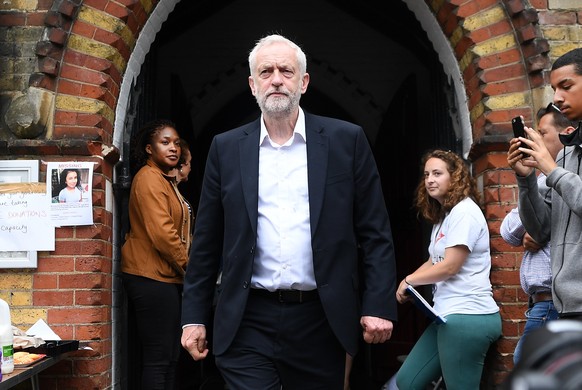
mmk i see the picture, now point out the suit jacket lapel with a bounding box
[305,114,328,236]
[239,120,260,235]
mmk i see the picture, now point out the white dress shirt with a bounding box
[251,109,316,291]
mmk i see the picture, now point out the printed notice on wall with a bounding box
[0,183,55,251]
[46,161,94,226]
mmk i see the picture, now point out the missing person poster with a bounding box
[46,161,94,226]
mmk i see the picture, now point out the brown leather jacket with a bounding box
[121,160,191,283]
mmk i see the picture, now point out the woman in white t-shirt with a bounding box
[395,149,501,390]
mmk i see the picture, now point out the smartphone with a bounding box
[512,116,531,149]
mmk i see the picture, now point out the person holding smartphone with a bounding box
[502,104,575,364]
[508,47,582,321]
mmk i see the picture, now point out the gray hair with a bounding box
[248,34,307,76]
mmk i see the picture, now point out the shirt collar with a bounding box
[259,108,306,146]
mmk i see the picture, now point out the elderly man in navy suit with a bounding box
[181,34,398,390]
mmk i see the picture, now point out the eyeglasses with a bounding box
[547,102,561,114]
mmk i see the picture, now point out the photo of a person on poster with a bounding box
[47,161,94,226]
[58,168,84,203]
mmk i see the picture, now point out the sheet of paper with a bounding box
[26,319,61,340]
[406,285,447,324]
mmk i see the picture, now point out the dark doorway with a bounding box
[117,1,461,388]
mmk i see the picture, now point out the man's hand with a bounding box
[508,137,534,177]
[515,127,558,176]
[361,316,393,344]
[523,233,542,252]
[181,325,209,361]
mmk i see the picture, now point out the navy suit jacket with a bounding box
[182,112,398,356]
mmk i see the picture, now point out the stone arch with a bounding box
[23,0,550,162]
[411,0,550,158]
[113,0,181,152]
[404,0,474,158]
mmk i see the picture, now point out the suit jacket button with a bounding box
[243,281,249,289]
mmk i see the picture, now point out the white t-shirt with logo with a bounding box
[430,197,499,317]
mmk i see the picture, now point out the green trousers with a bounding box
[396,312,501,390]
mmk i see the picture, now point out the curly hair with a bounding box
[130,119,177,174]
[414,149,481,224]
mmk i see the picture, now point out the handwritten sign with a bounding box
[0,184,55,251]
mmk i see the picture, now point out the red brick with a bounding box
[75,224,107,240]
[493,286,520,303]
[33,274,58,289]
[538,10,577,25]
[57,79,83,95]
[82,0,108,11]
[75,257,111,273]
[483,78,529,95]
[34,290,74,306]
[59,273,106,289]
[59,63,108,86]
[491,269,521,286]
[27,12,48,26]
[76,324,110,340]
[529,0,548,9]
[54,239,108,256]
[490,236,518,252]
[502,320,519,338]
[47,27,67,45]
[80,84,106,100]
[75,356,112,375]
[481,63,527,83]
[491,252,519,268]
[455,0,498,17]
[55,226,74,238]
[71,20,97,39]
[48,306,109,324]
[105,1,130,20]
[36,256,75,272]
[0,13,26,26]
[499,303,528,320]
[53,125,105,141]
[75,290,111,306]
[76,113,104,127]
[56,0,79,17]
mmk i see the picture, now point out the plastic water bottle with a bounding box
[0,298,13,374]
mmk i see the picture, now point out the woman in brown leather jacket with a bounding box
[121,119,191,390]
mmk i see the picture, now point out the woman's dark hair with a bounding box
[130,119,177,174]
[59,168,82,191]
[177,139,190,169]
[414,149,481,224]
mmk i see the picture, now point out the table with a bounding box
[0,355,62,390]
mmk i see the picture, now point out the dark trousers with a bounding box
[215,290,345,390]
[123,273,182,390]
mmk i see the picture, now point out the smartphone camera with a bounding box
[512,116,531,150]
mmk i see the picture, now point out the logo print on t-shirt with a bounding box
[435,231,445,243]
